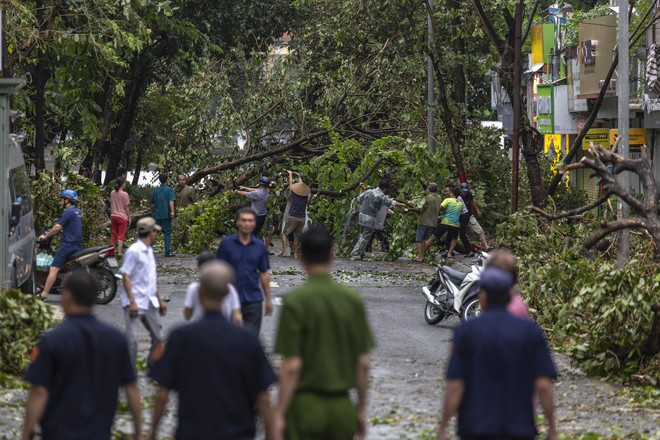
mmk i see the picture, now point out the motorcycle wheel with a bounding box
[92,267,117,305]
[425,300,447,325]
[461,298,481,321]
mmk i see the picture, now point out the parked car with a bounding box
[8,141,36,293]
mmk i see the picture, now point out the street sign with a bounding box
[609,128,646,152]
[582,128,610,150]
[544,134,561,153]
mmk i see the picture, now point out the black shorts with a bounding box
[433,223,459,241]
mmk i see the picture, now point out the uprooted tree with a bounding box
[530,140,660,258]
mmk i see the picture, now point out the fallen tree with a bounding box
[530,140,660,257]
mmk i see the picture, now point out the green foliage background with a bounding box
[0,290,56,375]
[497,213,660,378]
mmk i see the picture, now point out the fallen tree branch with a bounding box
[584,219,648,249]
[528,193,611,220]
[186,129,328,185]
[312,157,384,197]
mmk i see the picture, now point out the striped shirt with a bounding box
[289,192,308,218]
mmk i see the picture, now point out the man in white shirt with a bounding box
[120,217,168,368]
[183,251,243,325]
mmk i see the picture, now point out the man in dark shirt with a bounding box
[216,207,272,334]
[437,267,557,440]
[282,170,310,259]
[22,271,142,440]
[150,173,176,257]
[149,260,276,440]
[38,189,83,300]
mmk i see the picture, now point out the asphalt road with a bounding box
[5,251,658,439]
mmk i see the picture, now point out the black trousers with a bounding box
[241,301,263,334]
[254,213,267,236]
[433,223,459,249]
[459,213,473,253]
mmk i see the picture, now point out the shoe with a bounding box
[466,252,476,258]
[486,245,494,251]
[165,253,176,257]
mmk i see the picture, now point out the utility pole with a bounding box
[617,0,630,267]
[511,0,523,213]
[427,0,435,152]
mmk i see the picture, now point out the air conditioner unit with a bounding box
[598,79,616,90]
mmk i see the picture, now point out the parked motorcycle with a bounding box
[35,232,119,304]
[421,252,489,324]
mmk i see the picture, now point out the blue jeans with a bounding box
[156,218,172,255]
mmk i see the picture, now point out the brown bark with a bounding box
[105,57,148,185]
[532,144,660,256]
[186,129,329,186]
[472,0,546,207]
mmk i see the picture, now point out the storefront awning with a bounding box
[525,63,545,74]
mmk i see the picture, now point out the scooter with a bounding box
[421,251,489,324]
[36,232,119,304]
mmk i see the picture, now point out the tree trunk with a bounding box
[104,58,148,185]
[132,149,144,186]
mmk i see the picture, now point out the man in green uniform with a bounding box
[174,174,195,208]
[150,173,176,257]
[274,226,374,440]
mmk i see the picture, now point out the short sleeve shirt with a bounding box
[58,206,83,245]
[440,198,462,227]
[110,190,130,220]
[418,193,443,227]
[446,308,557,438]
[120,240,158,310]
[184,281,241,322]
[150,185,176,220]
[149,312,276,440]
[457,196,469,215]
[175,185,195,209]
[275,275,375,393]
[216,234,270,303]
[24,314,135,440]
[245,188,269,216]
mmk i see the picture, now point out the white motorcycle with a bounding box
[421,252,489,324]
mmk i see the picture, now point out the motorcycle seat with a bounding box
[68,246,112,261]
[441,266,467,284]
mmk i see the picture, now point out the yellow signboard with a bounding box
[544,134,561,154]
[582,128,610,150]
[531,26,544,65]
[608,128,646,146]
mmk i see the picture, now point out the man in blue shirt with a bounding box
[22,271,142,440]
[234,176,271,236]
[149,260,276,440]
[150,173,176,257]
[216,207,272,334]
[38,189,83,300]
[437,267,557,440]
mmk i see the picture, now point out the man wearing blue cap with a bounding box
[437,267,558,440]
[235,176,271,236]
